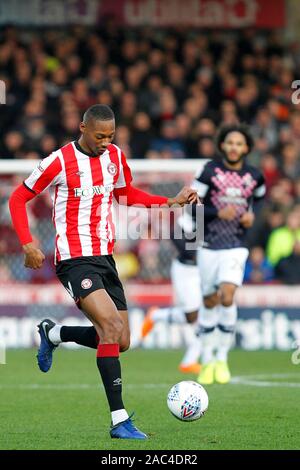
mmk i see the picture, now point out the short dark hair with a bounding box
[83,104,115,124]
[216,124,254,154]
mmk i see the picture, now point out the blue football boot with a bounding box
[110,414,147,440]
[37,319,57,373]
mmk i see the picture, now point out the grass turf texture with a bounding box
[0,349,299,450]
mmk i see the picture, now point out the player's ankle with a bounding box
[111,409,129,426]
[48,325,62,345]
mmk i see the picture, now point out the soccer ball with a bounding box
[167,381,209,421]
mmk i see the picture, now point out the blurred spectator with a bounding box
[219,100,239,125]
[166,62,186,105]
[2,131,25,158]
[194,118,216,139]
[280,143,300,180]
[72,78,95,111]
[149,121,186,158]
[58,113,80,144]
[138,74,162,118]
[196,137,215,159]
[244,246,274,284]
[88,64,108,94]
[40,135,58,156]
[117,91,137,127]
[266,209,300,266]
[247,203,286,250]
[23,118,47,152]
[114,125,131,159]
[268,178,294,210]
[158,86,177,121]
[252,108,278,150]
[294,178,300,204]
[260,153,282,192]
[130,112,154,158]
[275,241,300,285]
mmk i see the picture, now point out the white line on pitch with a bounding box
[0,374,300,390]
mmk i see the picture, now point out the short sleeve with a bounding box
[114,150,133,189]
[24,152,62,194]
[253,171,266,200]
[191,162,212,198]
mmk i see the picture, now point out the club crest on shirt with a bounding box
[81,278,93,289]
[242,173,254,187]
[107,162,117,175]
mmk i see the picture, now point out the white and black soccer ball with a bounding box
[167,381,209,421]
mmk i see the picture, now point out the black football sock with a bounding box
[60,326,98,349]
[96,343,125,412]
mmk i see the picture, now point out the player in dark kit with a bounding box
[192,124,266,385]
[9,104,197,440]
[141,211,202,374]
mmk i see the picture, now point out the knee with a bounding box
[100,316,124,339]
[204,296,218,309]
[219,293,234,307]
[186,311,198,323]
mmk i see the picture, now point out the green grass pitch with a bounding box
[0,348,299,450]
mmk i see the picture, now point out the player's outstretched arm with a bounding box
[9,184,45,270]
[114,184,198,208]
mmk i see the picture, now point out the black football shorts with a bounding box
[56,255,127,311]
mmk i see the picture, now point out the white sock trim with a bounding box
[181,337,202,366]
[48,325,62,345]
[111,409,129,426]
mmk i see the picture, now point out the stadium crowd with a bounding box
[1,24,300,284]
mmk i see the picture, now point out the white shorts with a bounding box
[197,247,249,297]
[170,259,202,313]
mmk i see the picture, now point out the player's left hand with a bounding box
[240,211,255,228]
[168,187,199,207]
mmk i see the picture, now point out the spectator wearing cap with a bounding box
[149,121,186,158]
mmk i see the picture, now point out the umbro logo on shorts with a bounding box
[81,278,93,289]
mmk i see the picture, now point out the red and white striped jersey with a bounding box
[24,141,132,263]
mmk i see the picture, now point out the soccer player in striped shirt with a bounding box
[9,104,197,440]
